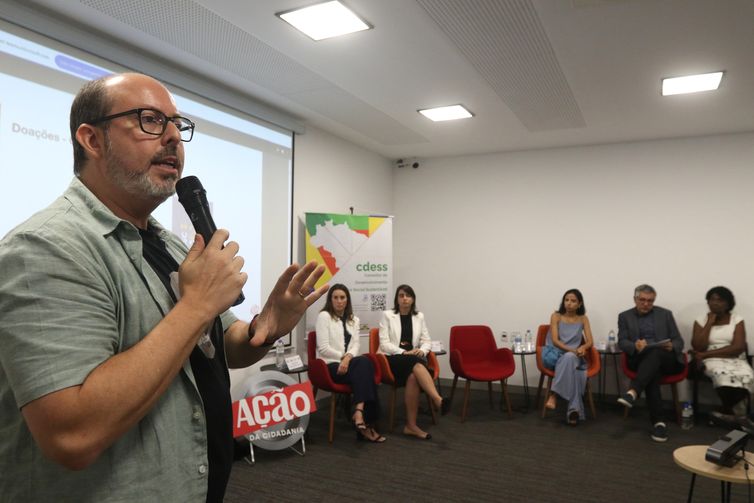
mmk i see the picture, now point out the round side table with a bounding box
[673,444,754,502]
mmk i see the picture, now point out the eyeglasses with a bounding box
[87,108,195,142]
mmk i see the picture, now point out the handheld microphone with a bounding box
[176,175,245,306]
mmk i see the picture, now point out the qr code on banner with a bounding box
[370,294,386,312]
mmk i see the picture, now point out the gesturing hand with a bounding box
[249,261,328,347]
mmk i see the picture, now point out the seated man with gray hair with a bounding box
[617,284,685,442]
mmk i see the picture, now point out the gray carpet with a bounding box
[225,386,753,502]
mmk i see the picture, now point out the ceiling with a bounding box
[19,0,754,160]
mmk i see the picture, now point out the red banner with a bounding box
[232,381,317,438]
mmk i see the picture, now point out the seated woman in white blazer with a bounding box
[316,284,384,442]
[379,284,449,440]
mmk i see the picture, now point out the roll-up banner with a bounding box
[304,213,393,334]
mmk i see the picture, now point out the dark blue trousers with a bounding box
[327,356,380,423]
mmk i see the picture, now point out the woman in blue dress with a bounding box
[542,289,594,425]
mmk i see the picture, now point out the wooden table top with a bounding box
[674,445,754,484]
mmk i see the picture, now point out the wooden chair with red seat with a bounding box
[620,351,688,424]
[306,331,381,443]
[534,324,600,419]
[449,325,515,422]
[368,327,439,430]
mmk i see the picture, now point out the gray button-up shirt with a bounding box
[0,177,237,501]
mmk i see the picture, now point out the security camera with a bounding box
[396,158,418,169]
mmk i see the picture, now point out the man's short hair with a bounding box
[70,76,114,175]
[634,284,657,298]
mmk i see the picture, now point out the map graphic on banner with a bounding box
[305,213,393,334]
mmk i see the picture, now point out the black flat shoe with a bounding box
[403,427,431,440]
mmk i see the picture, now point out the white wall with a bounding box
[230,126,393,397]
[393,132,754,400]
[292,126,394,339]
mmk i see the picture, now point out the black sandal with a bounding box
[365,427,386,443]
[352,408,367,431]
[356,424,386,443]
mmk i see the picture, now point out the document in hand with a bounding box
[645,338,671,349]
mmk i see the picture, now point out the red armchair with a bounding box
[368,328,439,430]
[449,325,515,422]
[620,351,688,424]
[306,331,381,443]
[534,324,600,419]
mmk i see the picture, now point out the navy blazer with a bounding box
[617,305,684,363]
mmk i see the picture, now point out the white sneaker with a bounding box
[651,422,668,443]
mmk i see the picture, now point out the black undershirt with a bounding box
[399,314,413,350]
[139,227,233,503]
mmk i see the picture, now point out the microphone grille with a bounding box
[175,176,203,203]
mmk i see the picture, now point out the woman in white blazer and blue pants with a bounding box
[316,284,384,442]
[379,284,449,440]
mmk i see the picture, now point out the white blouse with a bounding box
[695,312,744,354]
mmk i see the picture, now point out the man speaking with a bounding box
[0,73,326,501]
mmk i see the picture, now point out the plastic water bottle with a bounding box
[525,329,533,352]
[607,330,616,352]
[275,339,285,370]
[681,402,694,430]
[513,332,523,353]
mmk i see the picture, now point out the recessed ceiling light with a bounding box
[418,105,474,122]
[277,1,371,41]
[662,71,724,96]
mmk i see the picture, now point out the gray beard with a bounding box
[104,136,177,201]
